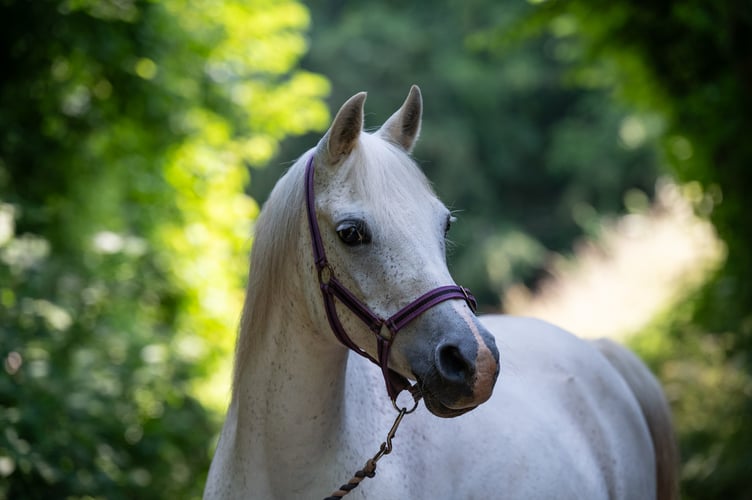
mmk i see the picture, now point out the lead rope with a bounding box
[323,388,421,500]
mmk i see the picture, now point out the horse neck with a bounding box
[237,307,348,438]
[221,264,354,493]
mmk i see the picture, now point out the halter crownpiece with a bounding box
[304,154,478,403]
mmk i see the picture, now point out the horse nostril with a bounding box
[436,344,473,384]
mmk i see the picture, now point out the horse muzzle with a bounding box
[412,312,500,418]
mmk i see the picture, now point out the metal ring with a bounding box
[391,390,420,414]
[377,322,393,341]
[318,264,333,286]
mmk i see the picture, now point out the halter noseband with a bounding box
[304,154,477,403]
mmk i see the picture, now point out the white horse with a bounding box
[204,86,678,500]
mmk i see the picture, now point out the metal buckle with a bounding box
[461,286,476,313]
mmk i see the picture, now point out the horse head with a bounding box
[306,86,500,418]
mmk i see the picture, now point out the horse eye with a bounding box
[445,215,456,236]
[336,221,371,246]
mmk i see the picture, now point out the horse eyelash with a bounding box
[448,210,463,229]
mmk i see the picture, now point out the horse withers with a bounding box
[204,86,678,500]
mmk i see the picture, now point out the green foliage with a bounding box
[251,0,663,308]
[0,0,328,497]
[514,0,752,497]
[631,293,752,500]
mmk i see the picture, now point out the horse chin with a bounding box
[423,395,478,418]
[415,378,479,419]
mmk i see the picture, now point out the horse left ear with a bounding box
[378,85,422,153]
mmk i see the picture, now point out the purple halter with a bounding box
[304,154,477,402]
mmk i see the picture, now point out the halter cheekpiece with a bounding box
[304,154,478,403]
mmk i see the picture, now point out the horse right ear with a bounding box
[378,85,422,153]
[317,92,367,166]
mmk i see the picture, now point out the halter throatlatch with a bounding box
[305,154,478,403]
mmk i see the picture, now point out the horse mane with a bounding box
[231,150,309,393]
[231,133,437,393]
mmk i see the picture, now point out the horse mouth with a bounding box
[415,376,479,419]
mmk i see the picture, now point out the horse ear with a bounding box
[317,91,367,165]
[378,85,422,153]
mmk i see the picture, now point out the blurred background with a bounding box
[1,0,750,498]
